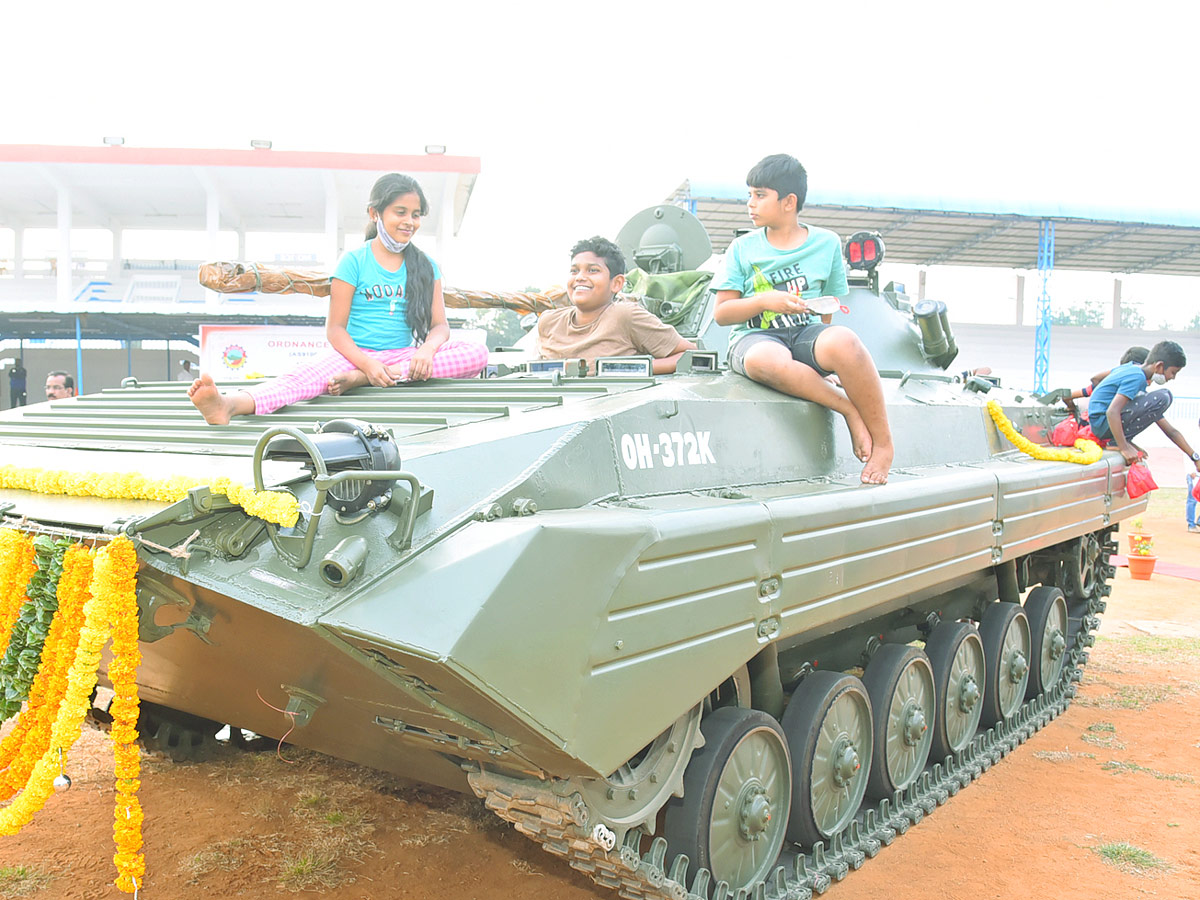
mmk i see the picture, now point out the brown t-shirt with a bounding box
[537,301,683,373]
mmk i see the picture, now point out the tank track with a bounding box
[468,531,1116,900]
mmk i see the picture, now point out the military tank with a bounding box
[0,208,1141,900]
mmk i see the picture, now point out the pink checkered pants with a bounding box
[248,341,488,415]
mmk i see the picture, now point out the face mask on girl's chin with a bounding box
[374,219,409,254]
[1151,372,1167,385]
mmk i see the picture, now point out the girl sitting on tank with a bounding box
[189,173,488,424]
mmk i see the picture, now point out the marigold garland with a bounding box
[0,535,144,894]
[986,400,1103,465]
[0,545,91,798]
[0,537,69,722]
[0,465,299,528]
[0,530,37,656]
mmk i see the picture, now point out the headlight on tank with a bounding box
[265,418,400,515]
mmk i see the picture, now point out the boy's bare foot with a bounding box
[842,411,873,463]
[861,442,894,485]
[328,368,369,396]
[188,373,237,425]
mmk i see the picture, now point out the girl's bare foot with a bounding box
[328,369,369,396]
[861,441,894,485]
[188,374,239,425]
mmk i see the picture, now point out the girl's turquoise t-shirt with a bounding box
[332,242,442,350]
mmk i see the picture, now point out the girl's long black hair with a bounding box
[365,173,435,342]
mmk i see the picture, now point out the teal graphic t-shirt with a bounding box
[332,242,442,350]
[712,225,848,343]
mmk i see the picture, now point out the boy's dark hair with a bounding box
[1119,346,1149,365]
[1147,340,1186,369]
[364,173,436,342]
[570,236,625,276]
[47,370,74,390]
[747,154,807,210]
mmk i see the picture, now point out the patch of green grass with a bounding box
[0,865,52,897]
[1095,634,1200,665]
[1093,841,1170,874]
[1076,682,1180,709]
[183,838,249,879]
[1141,487,1184,519]
[1081,721,1124,749]
[1101,760,1193,783]
[278,848,341,891]
[322,806,367,828]
[295,790,328,810]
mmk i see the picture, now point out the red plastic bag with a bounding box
[1050,417,1080,447]
[1126,462,1158,499]
[1077,424,1107,447]
[1192,476,1200,502]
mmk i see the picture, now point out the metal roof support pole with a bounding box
[112,227,122,283]
[206,188,220,304]
[57,187,72,304]
[323,172,339,269]
[1033,219,1054,393]
[1111,278,1122,328]
[74,315,83,394]
[12,228,23,278]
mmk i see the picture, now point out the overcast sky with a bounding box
[4,0,1199,323]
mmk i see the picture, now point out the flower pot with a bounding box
[1127,532,1152,553]
[1127,554,1157,580]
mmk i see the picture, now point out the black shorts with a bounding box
[728,324,833,378]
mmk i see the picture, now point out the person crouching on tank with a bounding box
[712,154,894,484]
[537,236,696,374]
[1088,340,1200,474]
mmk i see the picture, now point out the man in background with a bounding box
[7,360,26,407]
[45,371,75,400]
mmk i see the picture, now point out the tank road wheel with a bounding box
[575,705,703,847]
[781,672,872,847]
[1024,585,1069,698]
[1060,534,1102,601]
[926,621,986,761]
[979,602,1031,727]
[861,644,935,800]
[662,707,791,892]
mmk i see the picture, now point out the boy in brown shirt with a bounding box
[538,236,695,374]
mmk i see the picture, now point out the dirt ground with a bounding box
[1,490,1198,900]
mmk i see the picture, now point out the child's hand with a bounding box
[362,358,396,387]
[761,290,808,315]
[406,348,436,382]
[1119,444,1140,466]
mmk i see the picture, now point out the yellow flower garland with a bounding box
[0,545,91,797]
[986,400,1103,465]
[0,531,37,656]
[0,536,144,894]
[0,465,299,528]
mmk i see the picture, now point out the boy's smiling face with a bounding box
[568,251,625,314]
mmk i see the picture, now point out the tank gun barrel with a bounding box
[197,261,570,314]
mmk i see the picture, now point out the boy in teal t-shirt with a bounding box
[712,153,894,484]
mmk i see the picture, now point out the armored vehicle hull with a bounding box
[0,278,1139,899]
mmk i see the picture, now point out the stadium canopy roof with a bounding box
[673,181,1200,277]
[0,144,480,239]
